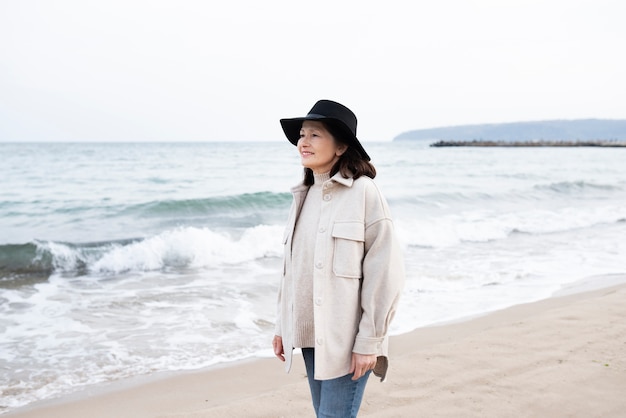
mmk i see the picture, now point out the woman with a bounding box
[272,99,405,417]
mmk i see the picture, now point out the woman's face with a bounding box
[298,121,347,174]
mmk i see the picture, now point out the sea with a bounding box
[1,141,626,413]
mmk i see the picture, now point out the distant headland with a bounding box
[394,119,626,147]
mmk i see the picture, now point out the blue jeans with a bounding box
[302,348,371,418]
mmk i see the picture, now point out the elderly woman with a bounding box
[273,99,405,417]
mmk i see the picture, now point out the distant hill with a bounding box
[394,119,626,142]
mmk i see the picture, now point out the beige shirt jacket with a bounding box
[275,173,405,381]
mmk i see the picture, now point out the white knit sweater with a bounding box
[291,171,330,348]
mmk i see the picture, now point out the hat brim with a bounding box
[280,116,370,161]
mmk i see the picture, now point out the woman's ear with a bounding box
[336,144,348,157]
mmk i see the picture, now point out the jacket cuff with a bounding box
[353,335,384,355]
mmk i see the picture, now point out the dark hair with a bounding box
[302,122,376,186]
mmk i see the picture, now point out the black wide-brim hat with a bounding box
[280,99,370,161]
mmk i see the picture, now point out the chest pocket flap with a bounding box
[331,221,365,279]
[332,221,365,241]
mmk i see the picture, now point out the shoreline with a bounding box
[6,276,626,417]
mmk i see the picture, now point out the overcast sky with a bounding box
[1,0,624,142]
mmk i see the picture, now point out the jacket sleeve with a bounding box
[274,278,282,337]
[275,194,299,338]
[352,184,405,355]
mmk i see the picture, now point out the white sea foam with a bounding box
[34,225,285,275]
[395,203,626,249]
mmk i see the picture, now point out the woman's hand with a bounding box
[350,353,377,380]
[272,335,285,362]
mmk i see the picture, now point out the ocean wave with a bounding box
[0,243,54,275]
[0,225,283,284]
[533,180,622,194]
[391,180,624,210]
[396,204,626,248]
[118,192,292,218]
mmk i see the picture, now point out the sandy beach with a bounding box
[7,281,626,418]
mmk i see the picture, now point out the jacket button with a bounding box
[316,338,324,345]
[323,194,331,201]
[319,227,326,233]
[315,297,323,305]
[315,262,323,269]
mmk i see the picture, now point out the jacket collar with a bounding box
[331,172,354,187]
[291,172,354,194]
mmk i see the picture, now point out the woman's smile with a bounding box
[297,121,346,174]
